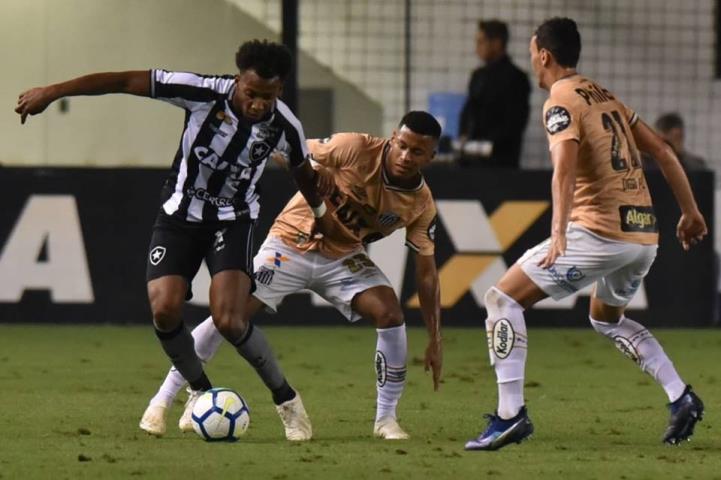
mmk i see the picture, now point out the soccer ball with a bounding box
[191,388,250,441]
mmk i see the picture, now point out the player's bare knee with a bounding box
[149,293,183,331]
[213,311,248,342]
[374,308,404,329]
[484,286,514,325]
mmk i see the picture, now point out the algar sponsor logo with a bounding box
[625,209,656,229]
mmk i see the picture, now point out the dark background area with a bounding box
[0,167,715,327]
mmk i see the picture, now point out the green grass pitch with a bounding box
[0,325,719,479]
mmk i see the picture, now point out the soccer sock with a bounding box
[485,287,528,420]
[193,315,225,363]
[233,323,295,405]
[375,324,407,422]
[154,322,212,392]
[149,367,186,408]
[589,315,687,402]
[150,316,225,407]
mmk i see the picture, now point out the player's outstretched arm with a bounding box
[538,139,578,268]
[631,120,707,250]
[15,70,151,124]
[414,253,443,391]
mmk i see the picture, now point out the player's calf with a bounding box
[374,324,407,425]
[484,287,528,419]
[589,315,687,402]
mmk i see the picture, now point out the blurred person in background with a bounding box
[458,19,531,168]
[653,112,707,171]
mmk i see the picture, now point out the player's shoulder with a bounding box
[274,99,301,124]
[415,180,437,209]
[154,70,234,92]
[318,132,384,150]
[545,77,585,109]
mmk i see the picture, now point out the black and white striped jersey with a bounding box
[150,69,309,223]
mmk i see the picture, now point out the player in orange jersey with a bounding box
[466,18,707,451]
[140,111,443,441]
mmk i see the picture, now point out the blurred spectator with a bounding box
[652,112,707,170]
[458,19,530,168]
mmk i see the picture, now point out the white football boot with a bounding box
[275,393,312,441]
[178,388,203,432]
[139,403,168,436]
[373,416,410,440]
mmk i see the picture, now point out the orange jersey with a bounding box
[543,75,658,244]
[269,133,437,258]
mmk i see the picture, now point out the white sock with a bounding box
[149,316,224,407]
[485,287,528,419]
[374,324,407,422]
[191,316,225,363]
[590,315,686,402]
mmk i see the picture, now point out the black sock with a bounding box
[271,380,296,405]
[189,372,212,392]
[155,322,212,391]
[234,323,289,401]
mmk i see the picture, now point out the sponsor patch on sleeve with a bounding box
[545,106,572,134]
[619,205,658,233]
[427,215,437,242]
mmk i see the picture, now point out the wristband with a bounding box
[311,202,327,218]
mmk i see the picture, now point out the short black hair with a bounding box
[235,39,293,80]
[655,112,684,132]
[399,111,442,139]
[478,20,509,48]
[534,17,581,68]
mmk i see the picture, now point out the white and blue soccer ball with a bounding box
[191,388,250,441]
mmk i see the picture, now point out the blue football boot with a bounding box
[662,385,704,445]
[465,406,534,451]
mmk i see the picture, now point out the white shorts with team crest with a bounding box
[518,223,658,306]
[252,236,393,322]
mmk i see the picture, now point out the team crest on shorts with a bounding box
[249,141,272,162]
[566,266,585,282]
[149,246,166,266]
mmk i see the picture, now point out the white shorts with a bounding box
[252,236,392,322]
[518,223,657,306]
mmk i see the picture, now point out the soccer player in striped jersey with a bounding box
[139,111,444,440]
[15,40,328,411]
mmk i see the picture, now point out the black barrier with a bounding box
[0,166,715,326]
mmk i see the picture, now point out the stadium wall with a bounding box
[0,167,714,327]
[0,0,382,167]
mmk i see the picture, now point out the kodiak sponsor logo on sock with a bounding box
[493,318,515,359]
